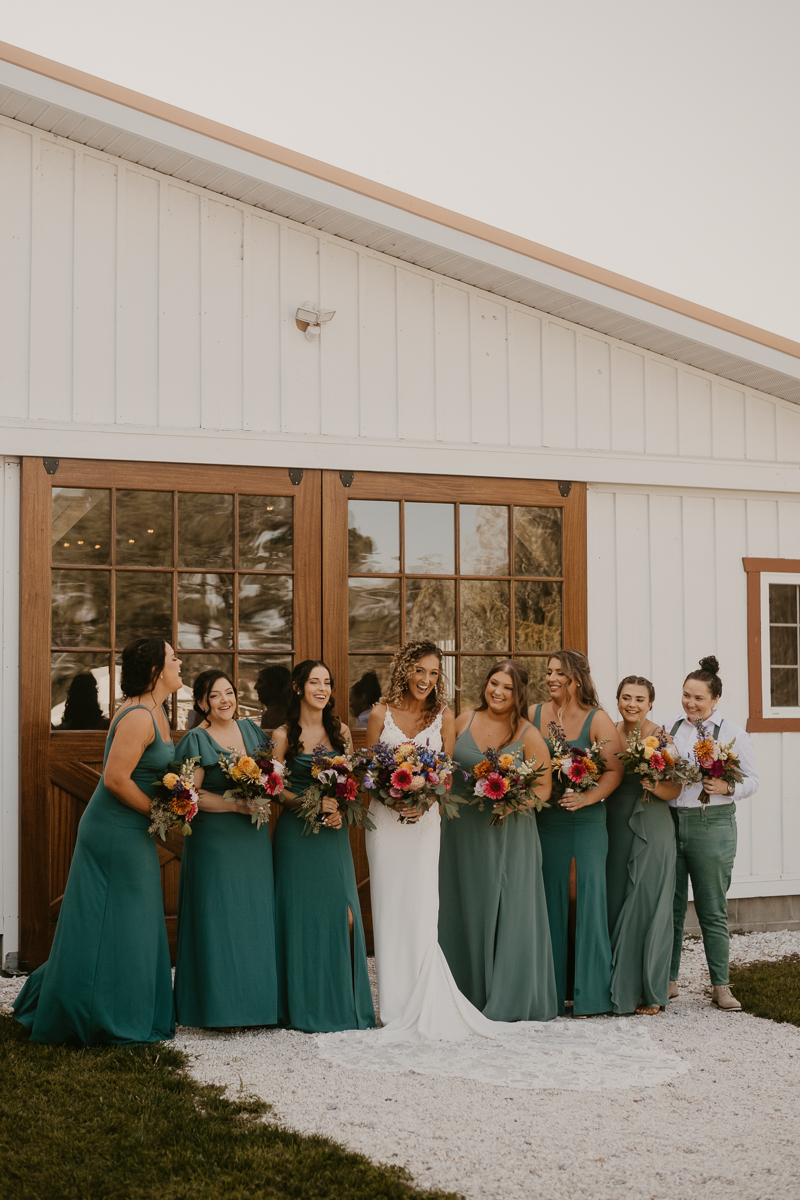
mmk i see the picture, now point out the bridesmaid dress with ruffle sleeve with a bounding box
[13,706,175,1045]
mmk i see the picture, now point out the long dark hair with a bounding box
[548,649,602,710]
[192,670,239,725]
[684,655,723,701]
[284,660,345,766]
[475,659,530,748]
[60,673,108,731]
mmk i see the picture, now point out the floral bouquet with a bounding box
[298,744,376,836]
[149,757,200,839]
[619,720,695,802]
[217,739,285,829]
[688,719,745,804]
[359,740,462,822]
[468,747,549,825]
[547,722,609,801]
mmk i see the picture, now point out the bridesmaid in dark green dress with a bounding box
[606,676,678,1015]
[439,660,557,1021]
[173,670,278,1029]
[14,638,181,1045]
[271,660,374,1033]
[530,650,623,1017]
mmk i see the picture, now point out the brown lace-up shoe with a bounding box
[668,981,679,1000]
[711,985,742,1011]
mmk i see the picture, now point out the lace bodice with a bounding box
[381,707,444,751]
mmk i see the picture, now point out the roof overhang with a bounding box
[2,41,799,406]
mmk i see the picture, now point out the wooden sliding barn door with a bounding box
[19,458,320,969]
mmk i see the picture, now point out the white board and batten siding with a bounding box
[1,114,800,493]
[589,485,800,900]
[1,112,799,925]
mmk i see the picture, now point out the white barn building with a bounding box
[1,42,799,971]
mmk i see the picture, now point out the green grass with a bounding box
[729,955,800,1027]
[0,1014,461,1200]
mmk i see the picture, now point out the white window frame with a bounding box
[760,571,800,719]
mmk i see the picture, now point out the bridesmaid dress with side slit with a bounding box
[533,704,612,1016]
[272,753,374,1033]
[173,718,278,1029]
[13,706,175,1045]
[438,716,557,1022]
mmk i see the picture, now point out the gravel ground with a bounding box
[4,933,800,1199]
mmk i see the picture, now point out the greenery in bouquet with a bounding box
[547,722,609,801]
[688,718,745,805]
[468,746,549,825]
[359,740,462,822]
[149,757,200,839]
[619,719,695,802]
[298,744,376,836]
[217,739,284,829]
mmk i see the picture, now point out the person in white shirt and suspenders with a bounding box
[666,656,759,1011]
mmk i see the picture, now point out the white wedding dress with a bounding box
[316,708,689,1089]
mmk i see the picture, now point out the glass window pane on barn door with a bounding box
[348,501,400,574]
[116,491,173,566]
[348,578,401,651]
[50,652,112,729]
[460,505,509,575]
[239,495,293,570]
[405,503,455,574]
[51,570,111,647]
[51,489,110,565]
[769,583,799,707]
[178,493,233,569]
[514,506,562,577]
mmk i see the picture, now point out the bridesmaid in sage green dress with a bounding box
[606,675,678,1014]
[439,660,557,1021]
[173,669,278,1029]
[14,638,180,1045]
[271,660,374,1033]
[530,650,623,1016]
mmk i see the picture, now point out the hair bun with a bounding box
[699,655,720,675]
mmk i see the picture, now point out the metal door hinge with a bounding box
[288,468,304,486]
[558,480,572,497]
[339,470,354,488]
[43,458,59,475]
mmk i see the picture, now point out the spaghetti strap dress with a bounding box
[438,717,557,1021]
[13,706,175,1045]
[605,765,677,1013]
[272,753,374,1033]
[173,719,278,1028]
[533,704,612,1016]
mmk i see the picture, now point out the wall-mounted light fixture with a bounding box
[295,302,336,340]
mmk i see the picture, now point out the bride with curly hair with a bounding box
[362,639,504,1040]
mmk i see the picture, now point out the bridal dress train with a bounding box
[316,709,689,1090]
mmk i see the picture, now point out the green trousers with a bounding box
[670,804,737,986]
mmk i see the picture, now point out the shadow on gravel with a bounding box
[0,1014,462,1200]
[729,955,800,1027]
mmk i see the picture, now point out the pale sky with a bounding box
[5,0,799,341]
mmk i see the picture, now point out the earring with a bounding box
[160,674,163,679]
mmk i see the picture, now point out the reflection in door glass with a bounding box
[405,578,456,647]
[348,501,400,573]
[51,570,110,646]
[514,581,562,652]
[460,505,509,575]
[177,573,234,649]
[178,493,233,569]
[238,575,293,650]
[348,577,400,651]
[405,504,455,574]
[51,652,111,728]
[116,571,172,647]
[238,655,293,727]
[239,495,293,570]
[348,657,392,726]
[460,580,510,652]
[116,491,173,567]
[514,507,562,577]
[51,489,110,565]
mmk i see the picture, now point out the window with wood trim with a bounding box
[743,557,800,732]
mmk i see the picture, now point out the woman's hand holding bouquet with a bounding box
[298,745,376,835]
[359,741,462,822]
[688,719,745,804]
[547,722,609,809]
[217,739,284,829]
[149,757,200,839]
[468,747,548,825]
[619,720,694,802]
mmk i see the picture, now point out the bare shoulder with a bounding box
[454,708,473,735]
[271,724,289,752]
[591,708,621,747]
[339,723,352,745]
[113,706,155,738]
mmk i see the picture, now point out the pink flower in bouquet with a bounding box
[410,774,427,792]
[567,759,588,784]
[707,759,725,778]
[426,771,440,785]
[483,772,509,800]
[389,786,403,798]
[650,751,665,772]
[391,766,414,790]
